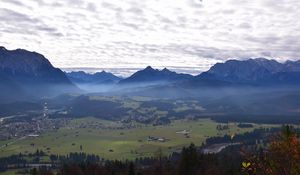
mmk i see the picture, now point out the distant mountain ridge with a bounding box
[195,58,300,86]
[0,46,78,102]
[117,58,300,87]
[119,66,193,84]
[2,45,300,103]
[66,71,122,84]
[2,46,300,117]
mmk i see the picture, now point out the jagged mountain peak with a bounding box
[0,46,7,51]
[145,66,154,70]
[162,67,171,72]
[119,66,192,84]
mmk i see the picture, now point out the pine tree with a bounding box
[128,162,135,175]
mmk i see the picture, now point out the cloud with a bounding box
[1,0,28,8]
[0,0,300,76]
[0,8,38,23]
[87,3,97,12]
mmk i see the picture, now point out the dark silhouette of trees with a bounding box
[178,143,199,175]
[128,162,135,175]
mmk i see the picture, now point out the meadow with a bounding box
[0,117,275,160]
[0,170,18,175]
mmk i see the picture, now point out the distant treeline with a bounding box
[200,115,300,124]
[205,127,282,146]
[8,144,243,175]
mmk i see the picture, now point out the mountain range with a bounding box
[2,46,300,117]
[112,58,300,88]
[119,66,193,85]
[196,58,300,86]
[1,46,300,103]
[66,71,122,84]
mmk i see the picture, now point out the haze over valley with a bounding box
[1,0,300,174]
[1,45,300,175]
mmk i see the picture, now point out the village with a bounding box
[0,103,69,141]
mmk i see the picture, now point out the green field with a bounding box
[0,117,276,160]
[0,171,18,175]
[0,169,32,175]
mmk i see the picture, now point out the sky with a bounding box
[0,0,300,76]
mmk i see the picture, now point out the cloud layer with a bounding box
[1,0,300,76]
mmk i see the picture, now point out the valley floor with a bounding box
[0,117,276,160]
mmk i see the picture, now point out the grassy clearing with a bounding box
[0,170,19,175]
[0,117,277,160]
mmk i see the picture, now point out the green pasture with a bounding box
[0,117,275,160]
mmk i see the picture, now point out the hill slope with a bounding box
[0,46,78,102]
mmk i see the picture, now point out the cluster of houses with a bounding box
[176,130,191,138]
[0,121,37,141]
[0,116,68,141]
[147,129,191,142]
[147,136,168,142]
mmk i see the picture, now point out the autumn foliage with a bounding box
[245,126,300,175]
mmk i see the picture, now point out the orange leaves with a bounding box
[243,126,300,175]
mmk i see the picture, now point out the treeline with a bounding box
[205,127,282,145]
[0,154,27,171]
[210,114,300,124]
[49,153,102,164]
[26,144,244,175]
[0,150,48,171]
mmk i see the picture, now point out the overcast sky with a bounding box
[0,0,300,76]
